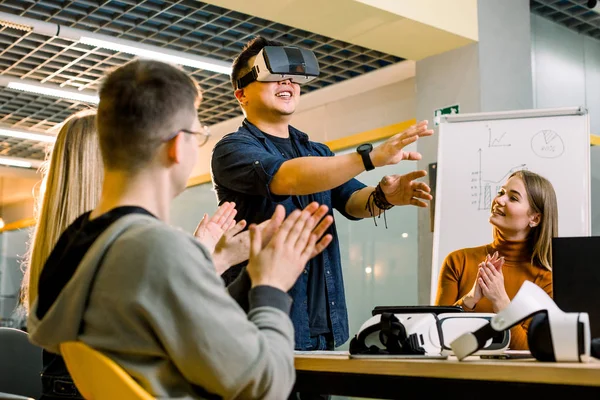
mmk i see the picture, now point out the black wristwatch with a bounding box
[356,143,375,171]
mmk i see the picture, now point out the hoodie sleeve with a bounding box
[226,268,252,312]
[103,224,296,399]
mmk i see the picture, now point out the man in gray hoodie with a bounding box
[27,59,334,399]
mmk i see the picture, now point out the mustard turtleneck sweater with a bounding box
[434,234,552,350]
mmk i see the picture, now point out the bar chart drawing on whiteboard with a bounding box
[471,148,527,211]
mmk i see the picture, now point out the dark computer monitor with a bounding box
[552,236,600,339]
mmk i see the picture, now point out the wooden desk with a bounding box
[294,354,600,399]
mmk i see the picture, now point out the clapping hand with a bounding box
[247,203,333,292]
[462,251,505,310]
[194,202,240,254]
[478,257,510,313]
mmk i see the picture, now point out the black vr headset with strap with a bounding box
[349,307,510,357]
[235,46,320,89]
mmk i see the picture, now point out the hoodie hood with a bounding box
[28,212,158,354]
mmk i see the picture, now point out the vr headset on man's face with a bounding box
[235,46,320,89]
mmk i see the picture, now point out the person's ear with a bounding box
[166,131,184,164]
[235,88,246,107]
[529,212,541,228]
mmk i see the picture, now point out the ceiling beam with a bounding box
[200,0,478,60]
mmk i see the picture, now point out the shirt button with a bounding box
[304,269,308,274]
[254,161,259,165]
[331,302,335,306]
[326,270,330,274]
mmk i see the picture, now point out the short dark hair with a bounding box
[231,36,284,89]
[97,59,201,171]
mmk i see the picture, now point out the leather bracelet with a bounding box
[373,183,393,211]
[365,183,394,228]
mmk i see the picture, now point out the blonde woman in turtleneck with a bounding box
[435,170,558,350]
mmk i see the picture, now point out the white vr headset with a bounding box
[349,311,510,357]
[235,46,320,89]
[451,280,592,362]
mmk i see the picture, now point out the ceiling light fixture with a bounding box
[0,127,56,143]
[0,156,42,169]
[0,76,99,104]
[79,37,232,75]
[8,81,99,103]
[0,12,232,75]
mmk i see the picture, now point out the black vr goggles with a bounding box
[235,46,320,89]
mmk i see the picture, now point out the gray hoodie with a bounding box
[28,213,296,399]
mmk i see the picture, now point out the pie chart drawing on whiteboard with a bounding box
[531,129,565,158]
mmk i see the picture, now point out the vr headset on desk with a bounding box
[451,281,592,362]
[349,306,510,357]
[235,46,320,89]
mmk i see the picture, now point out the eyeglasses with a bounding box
[164,124,211,147]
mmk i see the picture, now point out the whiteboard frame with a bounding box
[430,106,591,304]
[441,106,587,123]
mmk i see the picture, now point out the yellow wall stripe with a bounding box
[1,217,35,233]
[325,119,417,153]
[186,173,212,187]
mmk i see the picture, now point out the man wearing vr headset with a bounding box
[212,36,434,355]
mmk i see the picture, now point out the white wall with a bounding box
[478,0,533,112]
[531,14,600,133]
[531,14,600,235]
[292,78,416,142]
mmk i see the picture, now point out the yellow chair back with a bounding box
[60,342,154,400]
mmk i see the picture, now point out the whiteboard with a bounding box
[431,107,591,303]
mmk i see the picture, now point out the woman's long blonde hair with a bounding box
[495,170,558,270]
[21,109,103,313]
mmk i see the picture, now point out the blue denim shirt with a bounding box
[211,119,365,349]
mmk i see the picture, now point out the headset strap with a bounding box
[236,67,258,89]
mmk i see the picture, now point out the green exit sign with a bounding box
[434,104,460,126]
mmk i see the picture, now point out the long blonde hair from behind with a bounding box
[21,109,103,313]
[494,170,559,270]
